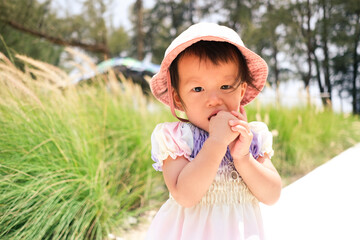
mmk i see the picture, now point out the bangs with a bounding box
[179,41,239,66]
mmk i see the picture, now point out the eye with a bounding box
[192,87,203,92]
[220,85,232,90]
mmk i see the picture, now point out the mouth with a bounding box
[208,110,220,121]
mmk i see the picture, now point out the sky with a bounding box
[50,0,154,30]
[114,0,155,30]
[115,0,134,29]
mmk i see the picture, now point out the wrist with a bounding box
[233,153,253,173]
[233,152,252,164]
[206,136,229,149]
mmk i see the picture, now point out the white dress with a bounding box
[146,121,274,240]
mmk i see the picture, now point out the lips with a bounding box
[208,110,220,121]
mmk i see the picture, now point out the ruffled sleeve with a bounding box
[249,121,274,160]
[151,122,193,171]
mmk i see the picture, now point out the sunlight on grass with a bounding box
[247,101,360,184]
[0,50,359,239]
[0,51,168,239]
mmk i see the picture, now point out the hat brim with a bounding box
[150,28,268,111]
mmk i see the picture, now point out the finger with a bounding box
[230,110,242,119]
[230,124,251,135]
[240,106,248,121]
[231,109,247,122]
[228,119,250,130]
[231,127,253,141]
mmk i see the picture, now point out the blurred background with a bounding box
[0,1,360,239]
[1,0,359,114]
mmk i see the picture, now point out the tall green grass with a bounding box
[246,102,360,184]
[0,51,359,239]
[0,52,167,239]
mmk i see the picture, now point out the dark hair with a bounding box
[169,40,256,108]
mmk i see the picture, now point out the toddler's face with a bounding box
[174,54,246,132]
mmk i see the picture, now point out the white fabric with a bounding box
[146,164,264,240]
[147,121,274,240]
[249,121,274,158]
[151,122,193,171]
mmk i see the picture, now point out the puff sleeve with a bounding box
[249,121,274,160]
[151,122,193,171]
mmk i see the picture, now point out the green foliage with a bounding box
[108,26,130,57]
[0,0,131,62]
[246,103,360,184]
[140,0,207,63]
[0,53,166,239]
[1,0,359,113]
[0,52,359,238]
[0,0,63,65]
[0,29,63,66]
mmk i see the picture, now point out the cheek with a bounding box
[229,92,242,110]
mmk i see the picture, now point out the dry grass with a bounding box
[1,49,359,239]
[0,49,166,239]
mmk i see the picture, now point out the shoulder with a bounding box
[152,121,192,134]
[249,121,274,159]
[249,121,270,132]
[151,122,193,171]
[152,122,193,144]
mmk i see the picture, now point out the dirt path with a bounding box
[109,210,156,240]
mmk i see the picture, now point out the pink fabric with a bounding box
[151,122,193,171]
[148,121,273,239]
[146,198,264,240]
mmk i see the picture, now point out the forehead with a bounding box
[177,54,239,82]
[177,40,240,65]
[178,53,237,68]
[178,46,240,67]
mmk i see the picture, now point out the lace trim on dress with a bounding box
[169,164,257,205]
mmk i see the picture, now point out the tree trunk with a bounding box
[135,0,144,61]
[352,12,360,114]
[312,52,328,106]
[305,0,312,105]
[189,0,194,24]
[321,0,332,108]
[306,85,311,106]
[273,43,281,106]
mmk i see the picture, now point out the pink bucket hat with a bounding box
[150,22,268,117]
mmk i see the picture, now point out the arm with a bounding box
[233,153,282,205]
[162,138,227,207]
[229,110,282,205]
[162,111,239,208]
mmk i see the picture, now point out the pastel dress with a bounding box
[146,121,274,240]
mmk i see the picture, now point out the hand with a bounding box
[231,106,248,122]
[228,107,253,160]
[208,111,239,145]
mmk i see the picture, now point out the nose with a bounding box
[206,91,223,107]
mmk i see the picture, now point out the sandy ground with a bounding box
[108,211,157,240]
[115,143,360,240]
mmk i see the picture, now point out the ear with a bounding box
[173,90,184,111]
[240,82,247,98]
